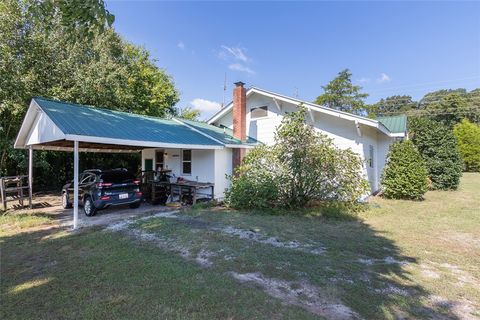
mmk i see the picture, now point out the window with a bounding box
[182,150,192,175]
[250,106,268,119]
[369,145,374,168]
[156,150,164,170]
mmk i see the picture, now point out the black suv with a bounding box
[62,169,142,216]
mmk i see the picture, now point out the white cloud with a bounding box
[358,77,370,84]
[190,98,221,112]
[190,98,222,120]
[220,45,249,62]
[228,63,255,74]
[377,73,391,83]
[218,45,255,75]
[177,41,185,50]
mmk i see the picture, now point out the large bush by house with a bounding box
[409,117,463,190]
[225,107,369,211]
[381,141,428,200]
[454,119,480,172]
[224,146,281,209]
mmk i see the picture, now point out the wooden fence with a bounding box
[0,175,32,211]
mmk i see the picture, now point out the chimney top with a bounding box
[234,81,245,87]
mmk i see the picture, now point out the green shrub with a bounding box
[224,146,280,210]
[409,117,463,190]
[225,107,369,212]
[381,141,428,200]
[454,119,480,172]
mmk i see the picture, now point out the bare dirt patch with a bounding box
[217,226,326,255]
[230,271,361,320]
[428,295,478,320]
[357,256,409,266]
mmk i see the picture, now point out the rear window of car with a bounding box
[100,171,135,184]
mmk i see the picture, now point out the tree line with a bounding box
[315,69,480,126]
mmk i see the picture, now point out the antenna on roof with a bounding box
[222,72,227,109]
[294,87,299,98]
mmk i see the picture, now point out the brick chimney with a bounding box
[233,81,247,142]
[232,81,247,172]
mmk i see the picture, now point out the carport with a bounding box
[14,97,241,229]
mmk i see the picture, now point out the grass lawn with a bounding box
[1,173,479,319]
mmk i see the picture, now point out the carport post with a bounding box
[28,146,33,209]
[73,140,79,229]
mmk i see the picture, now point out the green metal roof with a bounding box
[34,97,225,146]
[377,115,407,134]
[177,119,259,145]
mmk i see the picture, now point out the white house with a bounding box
[15,82,405,228]
[208,82,406,193]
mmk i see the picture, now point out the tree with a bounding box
[409,118,463,190]
[314,69,369,115]
[418,89,480,125]
[226,106,369,211]
[369,95,416,117]
[425,93,469,128]
[381,141,428,200]
[453,119,480,172]
[0,0,180,189]
[419,89,467,108]
[176,107,201,121]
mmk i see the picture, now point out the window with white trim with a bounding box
[369,145,374,168]
[250,106,268,119]
[182,149,192,175]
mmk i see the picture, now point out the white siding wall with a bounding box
[213,92,395,192]
[214,148,232,199]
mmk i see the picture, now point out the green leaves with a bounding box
[314,69,369,116]
[381,140,428,200]
[30,0,115,39]
[225,106,369,212]
[454,119,480,172]
[409,118,463,190]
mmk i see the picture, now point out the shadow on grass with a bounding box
[0,211,471,319]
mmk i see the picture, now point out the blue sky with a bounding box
[106,1,480,119]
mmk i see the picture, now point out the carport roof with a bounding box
[14,97,256,152]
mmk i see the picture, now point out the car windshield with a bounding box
[100,171,135,184]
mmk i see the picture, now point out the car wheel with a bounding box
[129,202,141,209]
[83,197,97,216]
[62,192,72,209]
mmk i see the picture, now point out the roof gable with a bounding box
[208,87,404,137]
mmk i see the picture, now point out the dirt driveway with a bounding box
[3,193,175,229]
